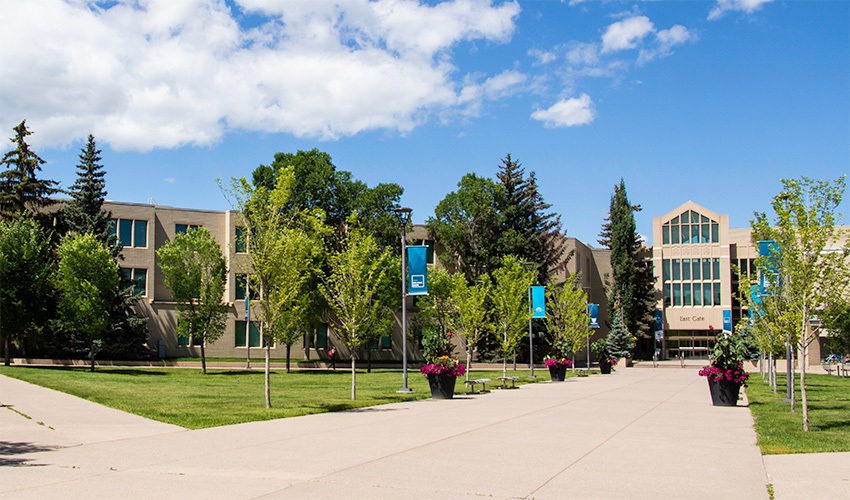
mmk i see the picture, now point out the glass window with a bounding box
[692,259,701,280]
[682,259,691,281]
[703,283,713,305]
[671,216,679,224]
[133,220,147,248]
[701,224,710,243]
[672,259,680,281]
[424,240,435,265]
[108,219,117,238]
[119,219,133,247]
[673,284,681,306]
[662,225,669,245]
[380,333,392,349]
[681,212,689,223]
[176,224,200,235]
[235,321,261,348]
[711,223,719,243]
[681,224,690,244]
[178,333,189,346]
[713,258,720,280]
[235,227,247,253]
[693,284,702,306]
[133,269,146,296]
[701,215,709,223]
[663,260,671,282]
[316,323,328,349]
[714,283,722,306]
[671,225,680,244]
[664,284,671,307]
[702,259,711,280]
[682,283,691,306]
[236,274,247,300]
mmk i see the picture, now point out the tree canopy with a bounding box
[0,121,60,221]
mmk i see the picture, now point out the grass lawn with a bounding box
[745,372,850,454]
[0,366,566,429]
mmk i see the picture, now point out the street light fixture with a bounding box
[394,206,413,393]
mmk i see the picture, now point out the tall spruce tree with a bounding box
[599,179,655,346]
[495,154,568,283]
[0,121,60,221]
[64,135,118,255]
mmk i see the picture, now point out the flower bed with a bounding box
[698,363,749,384]
[420,356,466,378]
[544,359,573,368]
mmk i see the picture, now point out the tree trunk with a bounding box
[801,302,809,431]
[4,337,10,366]
[465,345,471,383]
[367,345,372,373]
[351,355,357,401]
[286,344,291,374]
[200,339,207,375]
[265,341,271,408]
[90,340,96,372]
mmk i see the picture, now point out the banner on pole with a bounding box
[245,296,250,322]
[723,310,732,334]
[654,310,663,340]
[531,286,546,318]
[588,304,599,329]
[758,240,781,295]
[407,245,429,296]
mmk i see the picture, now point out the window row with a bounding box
[175,321,394,349]
[110,219,147,248]
[662,258,722,282]
[664,282,722,307]
[662,210,719,245]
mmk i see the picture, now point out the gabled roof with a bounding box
[658,201,722,225]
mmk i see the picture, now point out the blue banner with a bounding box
[588,304,599,329]
[723,310,732,334]
[245,296,250,322]
[759,240,781,295]
[407,245,429,296]
[654,310,663,340]
[531,286,546,318]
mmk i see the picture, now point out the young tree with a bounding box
[449,273,492,382]
[606,305,635,360]
[545,273,591,369]
[156,227,228,374]
[598,179,656,347]
[0,217,53,365]
[0,121,60,221]
[220,170,322,408]
[64,135,118,254]
[491,254,535,378]
[320,228,395,400]
[55,233,119,372]
[751,175,849,432]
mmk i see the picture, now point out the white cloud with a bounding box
[529,48,557,65]
[601,15,654,53]
[0,0,521,151]
[530,94,594,128]
[708,0,774,21]
[164,178,176,184]
[638,25,698,65]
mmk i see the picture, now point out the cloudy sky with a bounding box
[1,0,847,244]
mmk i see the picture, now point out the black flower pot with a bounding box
[707,378,741,406]
[427,373,457,399]
[599,362,612,374]
[548,364,567,382]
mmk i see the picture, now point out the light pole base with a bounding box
[396,388,414,394]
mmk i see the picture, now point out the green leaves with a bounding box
[491,255,535,359]
[545,274,590,358]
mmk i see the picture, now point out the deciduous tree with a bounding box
[449,272,492,381]
[156,227,228,374]
[491,254,535,378]
[545,273,590,368]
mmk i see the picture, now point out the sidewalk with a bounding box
[1,369,845,499]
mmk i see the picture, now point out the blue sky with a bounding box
[2,0,847,245]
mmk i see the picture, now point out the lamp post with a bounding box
[523,262,536,378]
[394,207,413,393]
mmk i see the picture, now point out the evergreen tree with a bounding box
[606,305,635,360]
[600,179,655,344]
[64,135,118,255]
[0,121,60,221]
[524,172,569,284]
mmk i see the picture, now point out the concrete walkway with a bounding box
[1,369,846,499]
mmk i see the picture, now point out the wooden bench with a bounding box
[464,378,491,394]
[497,376,520,389]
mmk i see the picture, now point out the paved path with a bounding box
[1,369,845,499]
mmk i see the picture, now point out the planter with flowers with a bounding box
[419,328,464,399]
[699,330,750,406]
[420,356,466,398]
[544,358,572,381]
[592,339,616,374]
